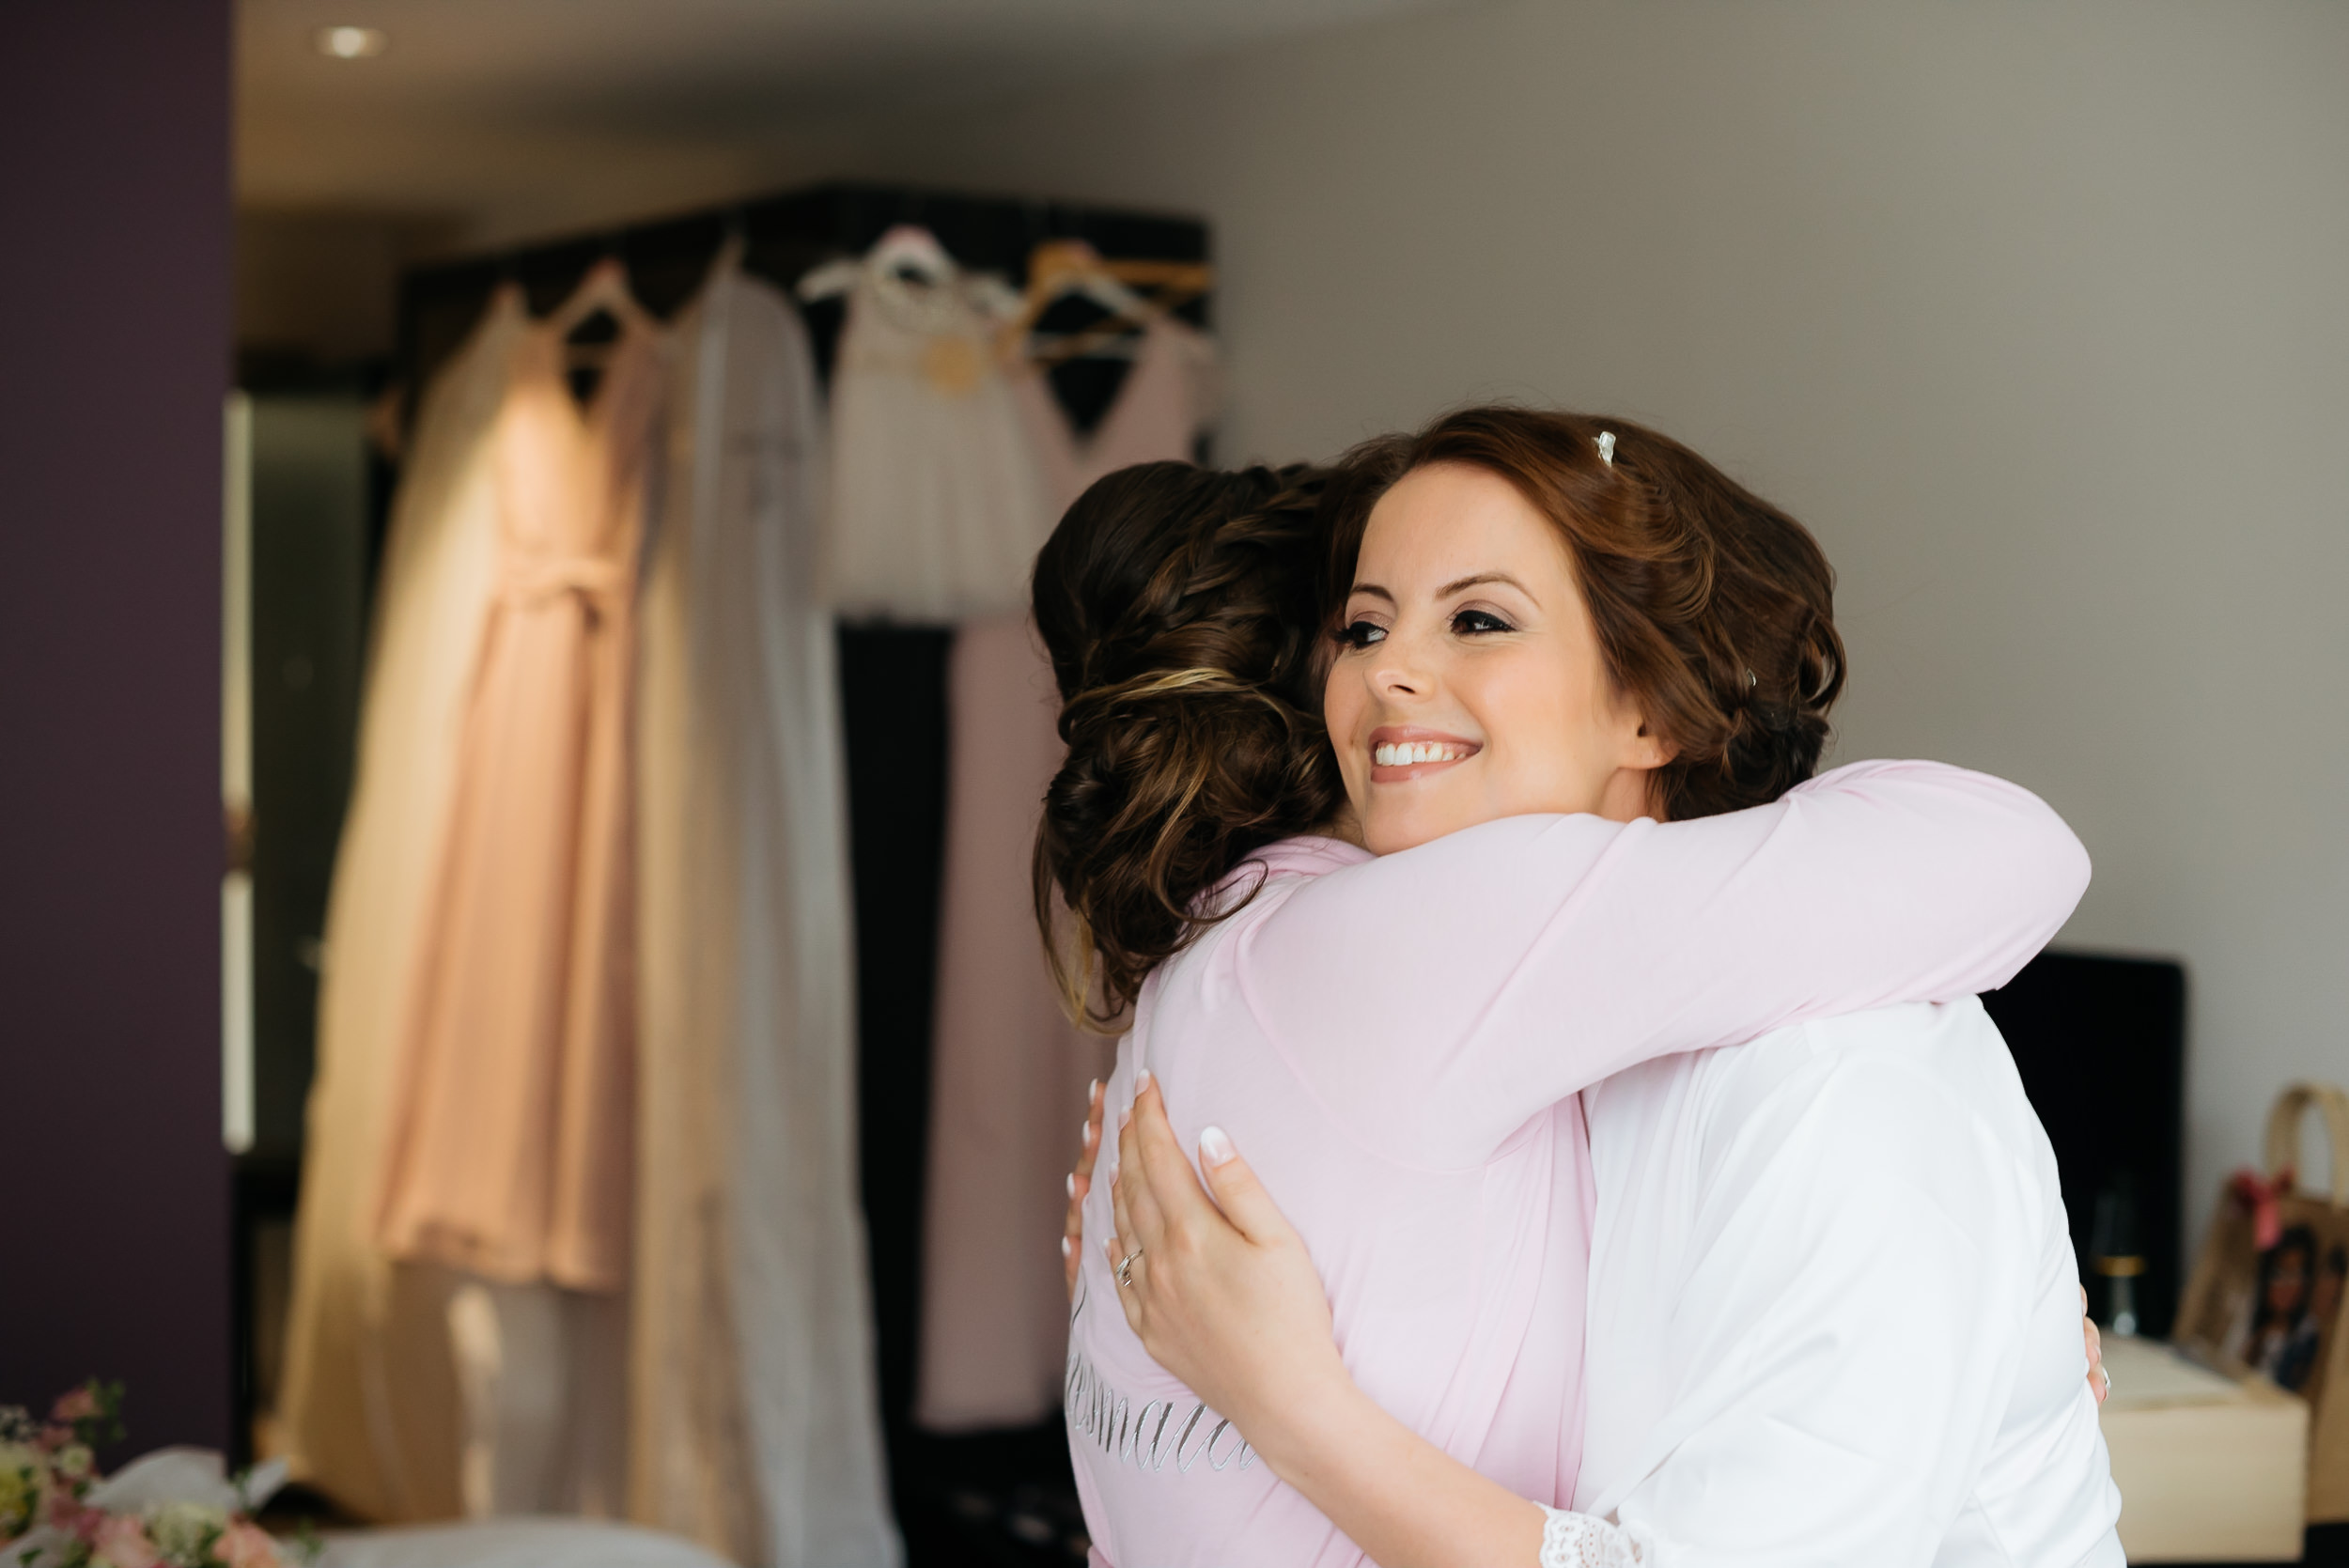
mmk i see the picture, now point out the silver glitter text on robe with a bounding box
[1065,1343,1258,1476]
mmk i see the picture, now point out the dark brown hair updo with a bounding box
[1032,461,1344,1027]
[1323,407,1846,821]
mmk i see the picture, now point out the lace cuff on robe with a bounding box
[1537,1505,1645,1567]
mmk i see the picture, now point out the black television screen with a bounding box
[1983,949,2187,1340]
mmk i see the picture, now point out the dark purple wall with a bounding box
[0,1,233,1451]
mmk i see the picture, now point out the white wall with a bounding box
[832,0,2349,1236]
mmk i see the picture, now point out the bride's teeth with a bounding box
[1374,739,1480,767]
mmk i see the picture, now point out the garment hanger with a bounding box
[550,256,653,339]
[707,216,748,282]
[796,224,959,303]
[547,256,653,400]
[1033,244,1212,316]
[1019,240,1154,328]
[1012,240,1214,366]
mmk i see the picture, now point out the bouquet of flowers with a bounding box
[1,1383,307,1568]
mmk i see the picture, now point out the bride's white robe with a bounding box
[1572,998,2125,1567]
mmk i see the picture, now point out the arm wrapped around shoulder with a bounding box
[1246,757,2091,1164]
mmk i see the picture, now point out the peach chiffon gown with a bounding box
[374,305,662,1294]
[367,290,668,1519]
[915,316,1218,1430]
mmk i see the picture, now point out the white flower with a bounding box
[0,1444,44,1540]
[145,1501,229,1566]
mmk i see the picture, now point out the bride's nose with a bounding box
[1371,631,1433,700]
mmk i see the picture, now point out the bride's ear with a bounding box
[1627,719,1677,770]
[1597,719,1675,823]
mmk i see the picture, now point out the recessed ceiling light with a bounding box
[316,25,389,59]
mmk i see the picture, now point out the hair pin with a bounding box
[1596,431,1616,466]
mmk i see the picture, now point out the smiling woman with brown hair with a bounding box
[1315,407,1843,834]
[1024,407,2106,1567]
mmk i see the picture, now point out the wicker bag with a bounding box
[2176,1081,2349,1521]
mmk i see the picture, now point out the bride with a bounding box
[1030,409,2118,1566]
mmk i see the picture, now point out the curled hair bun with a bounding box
[1032,462,1343,1027]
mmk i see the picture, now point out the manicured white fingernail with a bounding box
[1199,1126,1236,1166]
[1061,1235,1072,1259]
[1066,1172,1077,1199]
[1089,1078,1101,1102]
[1082,1119,1095,1143]
[1137,1068,1153,1092]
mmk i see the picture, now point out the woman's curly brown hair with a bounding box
[1031,461,1344,1027]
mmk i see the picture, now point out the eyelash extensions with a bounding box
[1451,609,1513,635]
[1331,608,1512,652]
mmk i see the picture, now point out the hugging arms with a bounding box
[1031,411,2120,1567]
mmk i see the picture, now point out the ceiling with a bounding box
[239,0,1458,234]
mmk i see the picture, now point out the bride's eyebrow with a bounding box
[1437,571,1532,598]
[1347,583,1396,604]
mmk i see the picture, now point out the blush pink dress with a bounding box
[375,306,666,1295]
[915,318,1219,1430]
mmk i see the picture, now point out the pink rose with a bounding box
[92,1513,162,1568]
[50,1389,98,1424]
[217,1519,282,1568]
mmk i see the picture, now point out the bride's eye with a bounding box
[1336,618,1387,650]
[1452,609,1514,636]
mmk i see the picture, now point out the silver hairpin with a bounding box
[1596,430,1616,466]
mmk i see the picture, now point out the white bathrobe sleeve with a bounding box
[1574,1049,2056,1567]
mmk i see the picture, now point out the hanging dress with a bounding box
[1012,315,1219,515]
[630,250,900,1568]
[374,302,664,1293]
[822,229,1051,621]
[276,290,529,1522]
[915,315,1220,1430]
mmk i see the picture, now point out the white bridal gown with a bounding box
[632,249,900,1568]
